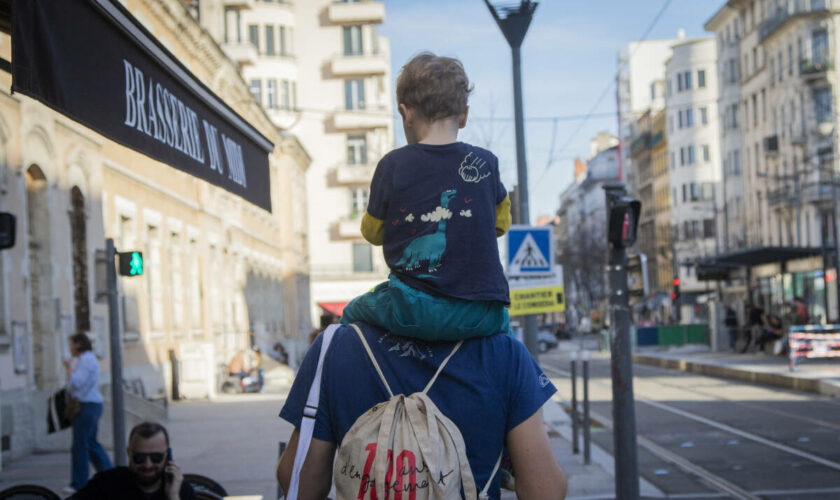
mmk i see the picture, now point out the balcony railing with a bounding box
[800,57,834,81]
[803,181,836,204]
[331,54,388,76]
[759,0,831,41]
[222,41,258,66]
[328,1,385,24]
[333,108,392,130]
[767,185,794,208]
[335,163,376,184]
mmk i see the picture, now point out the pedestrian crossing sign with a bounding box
[507,225,552,277]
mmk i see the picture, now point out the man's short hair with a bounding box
[396,52,473,122]
[129,421,169,448]
[69,332,93,352]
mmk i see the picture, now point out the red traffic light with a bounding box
[673,277,680,287]
[670,293,677,300]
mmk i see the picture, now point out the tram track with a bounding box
[542,359,840,499]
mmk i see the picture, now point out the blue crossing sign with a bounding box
[507,225,552,277]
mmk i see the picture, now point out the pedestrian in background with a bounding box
[64,332,113,493]
[724,305,738,351]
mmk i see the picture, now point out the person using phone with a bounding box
[69,422,197,500]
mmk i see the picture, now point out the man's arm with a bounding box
[506,409,568,500]
[276,428,337,500]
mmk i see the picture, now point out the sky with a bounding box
[379,0,722,220]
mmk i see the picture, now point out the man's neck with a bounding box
[137,479,162,495]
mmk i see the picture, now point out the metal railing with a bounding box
[759,0,831,41]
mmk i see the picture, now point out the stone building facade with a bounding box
[0,0,311,464]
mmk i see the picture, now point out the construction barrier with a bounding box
[789,324,840,371]
[636,324,709,347]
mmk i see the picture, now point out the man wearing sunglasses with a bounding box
[69,422,196,499]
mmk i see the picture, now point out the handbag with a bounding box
[47,388,76,433]
[63,391,82,421]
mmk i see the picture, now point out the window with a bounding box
[669,152,675,170]
[265,25,275,55]
[788,43,794,75]
[684,71,692,89]
[778,50,783,81]
[680,147,685,166]
[770,57,775,86]
[291,81,297,110]
[249,79,261,105]
[761,89,766,121]
[169,232,183,332]
[729,58,738,83]
[345,79,365,110]
[688,145,696,164]
[343,25,363,56]
[280,80,291,110]
[678,110,683,128]
[682,184,687,202]
[248,24,259,49]
[347,134,367,165]
[815,87,832,123]
[702,145,710,162]
[352,243,373,273]
[70,187,90,332]
[690,183,701,201]
[698,69,706,88]
[813,29,829,65]
[350,188,369,216]
[677,73,683,92]
[701,182,715,201]
[686,109,694,127]
[700,107,708,125]
[266,79,277,109]
[278,25,287,55]
[752,47,758,72]
[733,150,741,175]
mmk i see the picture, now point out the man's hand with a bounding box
[63,358,73,375]
[165,462,184,500]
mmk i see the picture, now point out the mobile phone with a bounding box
[165,447,173,484]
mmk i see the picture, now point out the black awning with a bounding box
[695,246,828,281]
[11,0,273,211]
[703,246,826,266]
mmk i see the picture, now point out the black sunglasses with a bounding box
[131,452,165,464]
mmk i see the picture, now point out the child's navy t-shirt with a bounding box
[366,142,509,303]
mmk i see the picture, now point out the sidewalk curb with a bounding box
[543,398,666,499]
[633,354,840,397]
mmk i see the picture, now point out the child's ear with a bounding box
[459,106,469,129]
[399,103,412,124]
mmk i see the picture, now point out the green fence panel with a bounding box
[657,326,685,346]
[686,324,709,344]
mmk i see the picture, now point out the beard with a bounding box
[130,465,164,487]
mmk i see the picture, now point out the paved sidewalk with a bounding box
[633,345,840,397]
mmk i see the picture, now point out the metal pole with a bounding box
[512,44,539,358]
[570,351,579,454]
[582,350,591,465]
[604,185,640,500]
[106,238,126,466]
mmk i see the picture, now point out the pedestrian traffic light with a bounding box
[118,251,144,277]
[607,197,641,248]
[671,276,680,303]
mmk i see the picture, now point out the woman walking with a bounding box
[64,332,113,492]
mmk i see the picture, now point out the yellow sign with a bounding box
[510,285,565,316]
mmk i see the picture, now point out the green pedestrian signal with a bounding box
[118,251,144,277]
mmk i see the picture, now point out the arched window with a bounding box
[70,186,90,332]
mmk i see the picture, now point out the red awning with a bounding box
[318,301,348,317]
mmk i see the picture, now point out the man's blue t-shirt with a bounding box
[367,142,509,303]
[279,323,556,499]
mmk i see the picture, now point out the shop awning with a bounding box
[696,246,829,281]
[318,302,348,317]
[10,0,273,211]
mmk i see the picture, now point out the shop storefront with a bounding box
[697,247,837,324]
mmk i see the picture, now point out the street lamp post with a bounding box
[484,0,539,356]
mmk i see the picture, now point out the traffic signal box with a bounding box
[118,251,144,277]
[671,277,680,303]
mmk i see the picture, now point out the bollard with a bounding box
[582,350,591,465]
[571,351,579,454]
[277,441,287,499]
